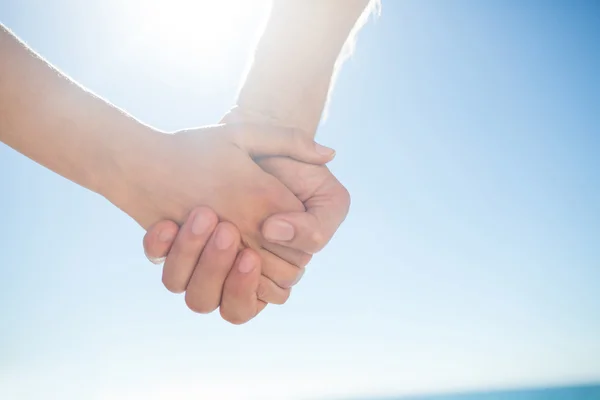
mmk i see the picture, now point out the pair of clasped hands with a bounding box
[137,109,350,325]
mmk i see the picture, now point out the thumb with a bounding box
[143,220,179,264]
[261,179,351,254]
[228,123,336,164]
[261,208,347,255]
[219,248,266,325]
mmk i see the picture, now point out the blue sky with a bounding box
[1,0,599,399]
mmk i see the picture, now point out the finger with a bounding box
[257,275,293,305]
[262,212,337,254]
[143,220,179,264]
[220,248,264,325]
[162,207,218,293]
[256,301,268,315]
[261,184,351,254]
[260,242,312,269]
[226,123,336,164]
[258,248,307,290]
[184,222,240,314]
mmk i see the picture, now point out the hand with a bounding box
[143,113,350,324]
[224,108,351,258]
[112,123,332,233]
[111,123,333,294]
[144,161,350,323]
[144,207,267,324]
[258,158,350,255]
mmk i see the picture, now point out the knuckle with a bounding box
[185,291,216,314]
[261,257,300,287]
[291,268,306,287]
[257,277,290,305]
[176,239,197,258]
[256,279,269,301]
[338,184,352,213]
[220,307,249,325]
[162,273,185,294]
[295,253,312,268]
[308,229,327,253]
[179,235,211,259]
[272,288,291,305]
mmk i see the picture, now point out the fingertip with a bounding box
[219,308,250,325]
[158,221,179,243]
[213,221,241,250]
[219,249,262,325]
[293,136,335,164]
[190,206,219,231]
[237,248,260,274]
[314,142,336,160]
[191,205,219,217]
[144,220,179,262]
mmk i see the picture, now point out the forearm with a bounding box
[0,25,152,200]
[236,0,375,136]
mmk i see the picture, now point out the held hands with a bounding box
[107,123,335,322]
[143,110,351,324]
[112,123,334,234]
[144,206,269,324]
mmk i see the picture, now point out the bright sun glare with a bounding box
[120,0,268,69]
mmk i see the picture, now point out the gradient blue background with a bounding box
[1,0,599,399]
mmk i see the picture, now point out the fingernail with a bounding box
[158,229,175,243]
[192,211,212,235]
[315,143,335,157]
[264,220,295,241]
[146,253,166,265]
[215,226,234,250]
[238,253,256,274]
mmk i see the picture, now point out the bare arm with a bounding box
[236,0,378,135]
[0,24,328,234]
[142,0,378,324]
[235,0,378,252]
[0,24,150,200]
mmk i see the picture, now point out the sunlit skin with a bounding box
[0,24,335,327]
[0,0,376,326]
[144,0,376,324]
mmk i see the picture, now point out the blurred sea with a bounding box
[337,384,600,400]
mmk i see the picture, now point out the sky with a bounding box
[1,0,599,399]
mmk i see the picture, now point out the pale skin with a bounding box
[0,23,336,302]
[144,0,375,324]
[0,0,374,325]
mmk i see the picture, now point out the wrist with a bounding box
[234,63,332,137]
[97,123,165,224]
[237,33,339,136]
